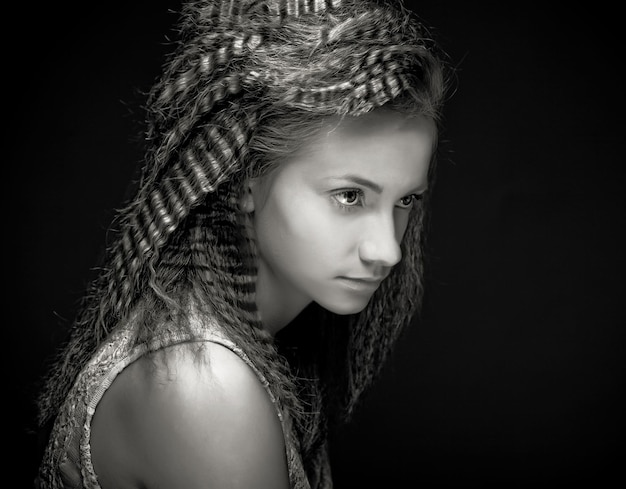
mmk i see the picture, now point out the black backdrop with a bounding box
[8,2,624,487]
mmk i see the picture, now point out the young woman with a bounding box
[35,1,450,487]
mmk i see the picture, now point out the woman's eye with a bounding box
[397,194,423,209]
[333,189,363,207]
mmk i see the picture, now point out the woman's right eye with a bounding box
[331,189,364,209]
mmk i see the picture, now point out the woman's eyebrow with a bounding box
[325,175,428,195]
[325,175,383,193]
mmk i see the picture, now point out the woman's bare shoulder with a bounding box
[91,341,290,489]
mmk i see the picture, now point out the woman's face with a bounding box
[246,110,436,328]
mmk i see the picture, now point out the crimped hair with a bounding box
[36,0,450,485]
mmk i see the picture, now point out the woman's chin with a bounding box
[316,297,372,316]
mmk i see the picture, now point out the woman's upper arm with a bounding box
[91,342,290,489]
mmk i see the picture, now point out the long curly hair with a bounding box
[36,0,450,482]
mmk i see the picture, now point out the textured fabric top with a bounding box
[35,305,327,489]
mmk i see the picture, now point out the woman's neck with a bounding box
[255,263,311,336]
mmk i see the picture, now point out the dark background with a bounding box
[8,2,624,488]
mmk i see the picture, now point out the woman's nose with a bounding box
[358,214,402,268]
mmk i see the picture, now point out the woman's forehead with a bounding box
[272,112,435,190]
[329,111,435,139]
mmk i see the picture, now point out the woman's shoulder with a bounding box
[90,341,290,489]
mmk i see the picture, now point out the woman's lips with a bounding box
[336,276,384,291]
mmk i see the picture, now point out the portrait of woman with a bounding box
[24,1,450,488]
[7,1,623,488]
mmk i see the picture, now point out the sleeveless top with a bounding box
[35,309,326,489]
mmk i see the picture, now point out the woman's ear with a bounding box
[239,178,257,214]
